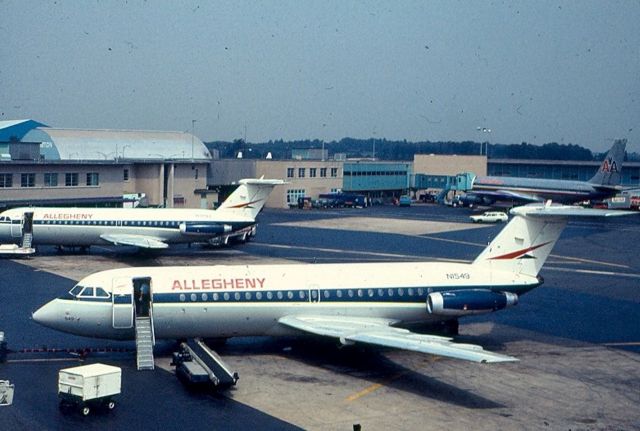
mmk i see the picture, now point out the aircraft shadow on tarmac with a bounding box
[212,335,505,409]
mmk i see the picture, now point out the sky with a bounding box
[1,0,639,152]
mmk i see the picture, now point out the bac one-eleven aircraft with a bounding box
[33,203,635,364]
[0,178,284,250]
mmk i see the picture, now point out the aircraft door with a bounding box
[22,212,34,235]
[10,215,22,238]
[112,277,134,329]
[133,277,152,318]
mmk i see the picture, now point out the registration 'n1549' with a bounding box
[446,273,470,280]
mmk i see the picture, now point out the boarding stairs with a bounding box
[21,232,33,249]
[135,317,155,370]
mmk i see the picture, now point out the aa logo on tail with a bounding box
[601,158,619,173]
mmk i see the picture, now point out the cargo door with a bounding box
[112,277,133,329]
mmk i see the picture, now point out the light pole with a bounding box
[476,127,491,155]
[121,145,131,160]
[191,119,197,160]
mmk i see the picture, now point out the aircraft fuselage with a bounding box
[32,262,540,340]
[0,207,254,247]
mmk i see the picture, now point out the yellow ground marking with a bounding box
[345,372,408,402]
[345,357,442,402]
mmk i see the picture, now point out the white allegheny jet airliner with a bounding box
[0,178,284,250]
[33,203,636,364]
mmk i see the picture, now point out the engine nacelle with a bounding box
[426,289,518,317]
[179,222,232,236]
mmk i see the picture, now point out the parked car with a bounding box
[398,195,412,207]
[469,211,508,223]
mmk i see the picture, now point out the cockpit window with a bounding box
[79,287,95,297]
[69,285,84,297]
[95,287,110,298]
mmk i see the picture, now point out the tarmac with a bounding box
[1,204,639,430]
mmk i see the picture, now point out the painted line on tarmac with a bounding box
[253,242,427,260]
[345,371,409,403]
[549,255,630,269]
[601,342,640,347]
[417,235,631,269]
[544,267,640,279]
[7,358,83,364]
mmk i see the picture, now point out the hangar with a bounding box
[0,120,211,209]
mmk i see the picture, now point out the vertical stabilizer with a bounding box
[589,139,626,186]
[473,203,635,277]
[472,206,566,277]
[216,178,285,219]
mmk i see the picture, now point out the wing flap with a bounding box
[100,234,169,249]
[279,315,517,364]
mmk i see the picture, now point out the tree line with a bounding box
[205,138,636,161]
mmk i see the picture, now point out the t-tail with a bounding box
[589,139,626,186]
[473,202,635,278]
[216,178,285,219]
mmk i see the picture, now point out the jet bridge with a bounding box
[172,339,238,388]
[413,172,475,204]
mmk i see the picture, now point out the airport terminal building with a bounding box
[1,119,638,210]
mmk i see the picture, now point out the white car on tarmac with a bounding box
[470,211,509,223]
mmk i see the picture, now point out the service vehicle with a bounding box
[469,211,509,223]
[58,363,121,416]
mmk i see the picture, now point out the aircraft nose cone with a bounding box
[32,301,57,328]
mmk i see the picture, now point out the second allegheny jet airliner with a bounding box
[0,178,283,250]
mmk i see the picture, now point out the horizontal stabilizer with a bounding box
[511,203,638,219]
[279,315,518,363]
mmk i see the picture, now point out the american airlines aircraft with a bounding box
[0,178,284,250]
[457,140,627,207]
[32,203,636,364]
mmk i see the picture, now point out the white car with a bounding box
[470,211,508,223]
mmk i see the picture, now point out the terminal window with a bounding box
[330,168,338,177]
[286,189,305,204]
[21,173,35,188]
[44,173,58,187]
[123,168,130,181]
[298,168,305,178]
[320,168,327,177]
[286,168,294,178]
[309,168,317,178]
[86,172,99,186]
[0,174,12,187]
[65,173,79,186]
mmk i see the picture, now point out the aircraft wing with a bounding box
[100,234,169,249]
[278,315,517,363]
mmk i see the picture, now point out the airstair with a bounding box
[21,232,33,249]
[135,317,155,370]
[0,211,35,256]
